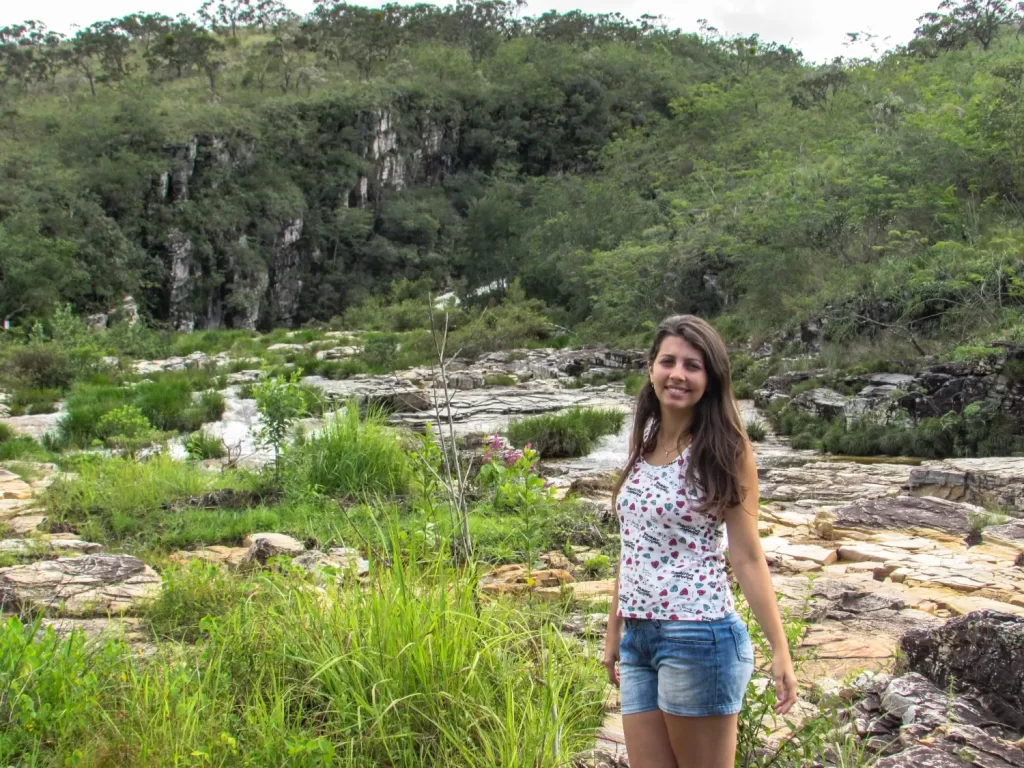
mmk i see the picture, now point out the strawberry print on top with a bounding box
[616,444,735,621]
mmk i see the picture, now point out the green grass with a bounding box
[184,431,227,460]
[287,402,411,499]
[0,436,58,462]
[484,373,517,387]
[506,407,626,458]
[41,454,266,550]
[1,560,605,767]
[746,421,768,442]
[624,373,646,396]
[57,380,226,448]
[7,388,61,416]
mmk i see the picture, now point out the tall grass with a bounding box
[2,560,605,767]
[42,454,260,548]
[288,402,411,498]
[507,407,626,458]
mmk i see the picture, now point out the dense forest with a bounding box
[2,0,1024,349]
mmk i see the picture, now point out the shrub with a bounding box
[96,405,158,458]
[0,345,76,390]
[133,379,193,431]
[0,422,12,443]
[289,401,410,498]
[581,554,611,578]
[506,407,626,458]
[746,421,767,442]
[184,430,227,460]
[359,334,399,371]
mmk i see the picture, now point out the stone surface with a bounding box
[241,533,305,565]
[873,746,971,768]
[0,554,161,616]
[292,548,370,577]
[6,514,46,534]
[901,611,1024,719]
[832,495,986,537]
[168,545,249,568]
[480,564,575,595]
[909,458,1024,512]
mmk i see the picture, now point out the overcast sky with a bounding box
[2,0,939,63]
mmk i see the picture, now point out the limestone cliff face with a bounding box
[150,107,456,330]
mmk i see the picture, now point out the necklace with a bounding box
[662,434,692,459]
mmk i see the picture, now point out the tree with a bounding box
[146,19,225,91]
[914,0,1017,53]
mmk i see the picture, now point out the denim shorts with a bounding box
[619,613,754,717]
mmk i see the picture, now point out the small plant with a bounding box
[252,370,308,474]
[0,423,13,443]
[477,437,555,568]
[96,405,158,458]
[965,509,1007,546]
[746,421,768,442]
[8,388,60,416]
[581,554,611,579]
[624,373,646,396]
[184,431,227,460]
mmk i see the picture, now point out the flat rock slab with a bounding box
[0,554,161,616]
[776,543,838,565]
[169,545,249,568]
[831,496,985,537]
[874,745,971,767]
[759,461,910,503]
[6,514,46,534]
[988,520,1024,550]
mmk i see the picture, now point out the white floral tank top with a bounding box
[616,445,735,621]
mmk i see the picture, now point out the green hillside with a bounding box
[2,0,1024,353]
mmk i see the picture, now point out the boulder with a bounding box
[241,532,305,566]
[790,387,850,420]
[0,554,161,616]
[831,496,985,537]
[480,564,574,595]
[901,611,1024,720]
[292,548,369,577]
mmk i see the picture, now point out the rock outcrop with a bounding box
[901,611,1024,723]
[0,555,161,616]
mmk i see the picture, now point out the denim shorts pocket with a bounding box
[730,622,755,664]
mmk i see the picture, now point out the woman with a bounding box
[602,315,797,768]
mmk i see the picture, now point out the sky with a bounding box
[1,0,940,63]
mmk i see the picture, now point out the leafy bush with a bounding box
[506,407,626,458]
[288,401,410,498]
[359,334,399,371]
[581,554,611,578]
[184,430,227,460]
[746,421,768,442]
[0,345,76,390]
[0,422,12,443]
[134,380,224,432]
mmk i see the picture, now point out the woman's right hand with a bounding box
[603,629,620,687]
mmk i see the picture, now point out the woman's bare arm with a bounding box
[725,441,798,714]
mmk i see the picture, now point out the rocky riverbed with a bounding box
[3,346,1024,766]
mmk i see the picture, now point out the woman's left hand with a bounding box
[771,653,798,715]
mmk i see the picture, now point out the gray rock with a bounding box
[831,496,986,536]
[0,554,161,616]
[241,533,305,566]
[901,611,1024,722]
[790,387,850,420]
[881,673,999,730]
[909,458,1024,512]
[873,745,971,767]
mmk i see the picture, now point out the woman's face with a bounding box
[649,335,708,413]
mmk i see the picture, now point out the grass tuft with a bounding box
[506,407,626,458]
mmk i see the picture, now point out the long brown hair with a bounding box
[613,315,748,517]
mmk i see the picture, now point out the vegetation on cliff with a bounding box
[1,0,1024,354]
